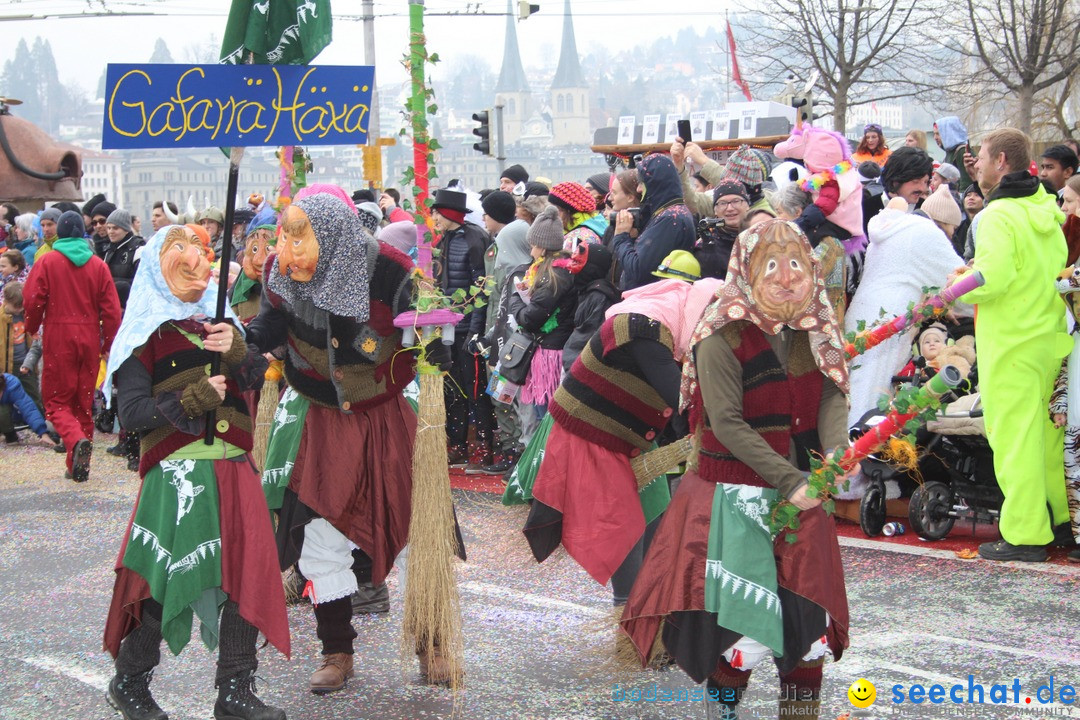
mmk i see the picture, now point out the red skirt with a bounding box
[526,422,644,585]
[104,456,290,660]
[619,470,849,681]
[280,394,415,586]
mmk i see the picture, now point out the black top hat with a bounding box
[431,189,468,215]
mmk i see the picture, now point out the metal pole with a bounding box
[363,0,380,184]
[494,102,506,174]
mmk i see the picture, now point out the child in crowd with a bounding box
[1,282,50,444]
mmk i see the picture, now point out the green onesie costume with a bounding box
[962,172,1072,545]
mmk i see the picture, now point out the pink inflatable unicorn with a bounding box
[774,125,866,252]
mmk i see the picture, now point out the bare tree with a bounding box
[962,0,1080,135]
[740,0,940,133]
[1031,75,1080,141]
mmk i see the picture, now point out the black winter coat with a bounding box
[508,263,577,350]
[103,234,144,308]
[561,243,619,370]
[436,221,491,335]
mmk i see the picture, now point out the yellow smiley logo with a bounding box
[848,678,876,708]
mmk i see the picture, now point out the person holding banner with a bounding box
[246,193,423,693]
[101,224,288,720]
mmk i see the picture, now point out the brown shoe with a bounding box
[417,646,457,686]
[310,652,354,695]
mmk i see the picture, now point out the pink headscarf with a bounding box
[293,183,359,215]
[606,278,723,361]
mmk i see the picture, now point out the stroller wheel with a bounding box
[859,477,887,537]
[909,481,956,540]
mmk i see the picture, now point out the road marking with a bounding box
[20,655,109,691]
[838,536,1080,576]
[460,580,609,618]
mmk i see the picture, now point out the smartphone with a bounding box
[677,119,693,144]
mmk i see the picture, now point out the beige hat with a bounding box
[921,185,962,227]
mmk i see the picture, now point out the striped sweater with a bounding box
[133,320,253,474]
[549,313,674,456]
[694,322,824,488]
[262,243,416,412]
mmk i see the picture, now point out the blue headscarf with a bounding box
[102,225,243,400]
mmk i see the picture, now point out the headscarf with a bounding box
[294,183,358,215]
[267,194,371,321]
[605,278,723,362]
[680,218,848,411]
[102,225,242,399]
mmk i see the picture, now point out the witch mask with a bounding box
[277,205,320,282]
[242,227,277,281]
[747,222,815,324]
[160,225,213,303]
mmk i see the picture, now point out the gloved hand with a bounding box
[422,337,452,372]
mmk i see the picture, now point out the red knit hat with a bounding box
[548,182,596,214]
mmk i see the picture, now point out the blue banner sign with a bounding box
[102,63,375,149]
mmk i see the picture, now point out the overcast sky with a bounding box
[1,0,735,95]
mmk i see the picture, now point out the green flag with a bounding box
[220,0,333,66]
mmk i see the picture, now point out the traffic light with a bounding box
[472,110,491,156]
[518,0,539,19]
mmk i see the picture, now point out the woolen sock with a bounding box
[313,596,357,655]
[115,603,163,676]
[707,657,751,709]
[215,600,259,683]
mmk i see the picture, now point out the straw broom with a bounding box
[250,360,283,471]
[395,303,466,691]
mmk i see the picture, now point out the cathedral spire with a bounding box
[550,0,586,89]
[495,0,530,94]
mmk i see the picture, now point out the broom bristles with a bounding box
[632,437,693,488]
[250,384,279,472]
[400,372,465,691]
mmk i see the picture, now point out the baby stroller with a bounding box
[854,362,1004,541]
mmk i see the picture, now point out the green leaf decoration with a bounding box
[823,499,836,515]
[786,534,798,544]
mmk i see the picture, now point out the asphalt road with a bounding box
[2,435,1079,720]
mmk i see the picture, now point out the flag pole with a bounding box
[725,10,731,105]
[204,145,245,444]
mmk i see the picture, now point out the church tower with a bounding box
[495,0,532,146]
[549,0,591,146]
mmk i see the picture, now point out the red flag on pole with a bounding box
[727,21,752,101]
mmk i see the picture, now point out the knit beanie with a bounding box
[712,180,750,205]
[501,164,529,185]
[548,182,595,214]
[720,145,768,186]
[857,160,882,180]
[40,208,62,224]
[481,191,517,225]
[82,194,106,217]
[379,220,420,255]
[357,201,383,235]
[935,163,961,184]
[527,206,564,250]
[91,201,117,220]
[520,195,550,219]
[522,181,550,199]
[107,208,133,233]
[56,211,85,239]
[585,173,611,196]
[921,185,962,227]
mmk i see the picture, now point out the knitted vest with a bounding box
[695,322,824,487]
[549,313,674,457]
[231,282,262,325]
[267,244,416,412]
[135,320,252,474]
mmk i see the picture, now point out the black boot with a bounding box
[214,670,285,720]
[107,670,168,720]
